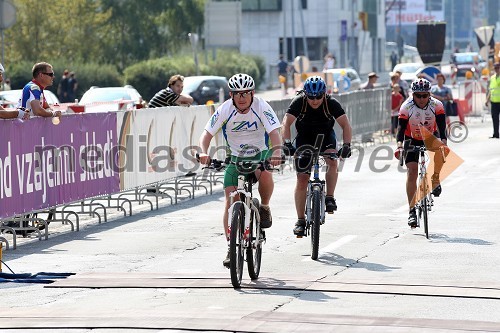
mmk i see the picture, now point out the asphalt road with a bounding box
[1,116,499,332]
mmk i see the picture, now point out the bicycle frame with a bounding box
[227,175,258,243]
[305,156,326,233]
[299,150,337,260]
[223,159,272,287]
[402,144,437,238]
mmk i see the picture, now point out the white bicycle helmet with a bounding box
[0,63,4,73]
[411,78,431,93]
[228,73,255,92]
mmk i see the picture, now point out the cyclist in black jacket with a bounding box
[281,76,352,236]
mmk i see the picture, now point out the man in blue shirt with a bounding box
[19,62,61,119]
[277,55,289,91]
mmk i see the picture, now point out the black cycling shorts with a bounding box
[403,137,425,164]
[403,135,442,164]
[294,132,337,173]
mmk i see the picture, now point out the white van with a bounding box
[323,68,361,93]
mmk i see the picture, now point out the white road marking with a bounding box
[395,204,409,213]
[302,235,357,261]
[480,157,500,168]
[443,176,465,188]
[392,175,465,213]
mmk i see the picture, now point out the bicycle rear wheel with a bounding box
[310,187,322,260]
[229,202,245,288]
[247,198,262,280]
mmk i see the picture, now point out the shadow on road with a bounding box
[429,233,494,245]
[316,253,400,272]
[239,277,337,302]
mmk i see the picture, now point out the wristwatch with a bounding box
[284,139,291,144]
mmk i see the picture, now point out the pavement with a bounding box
[1,114,499,331]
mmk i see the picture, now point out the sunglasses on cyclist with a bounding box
[306,94,324,100]
[42,72,55,77]
[413,93,430,99]
[232,91,253,98]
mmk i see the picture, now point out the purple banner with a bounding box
[0,113,119,219]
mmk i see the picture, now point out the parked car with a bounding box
[0,89,60,109]
[182,76,230,105]
[79,85,144,113]
[451,52,487,77]
[392,62,425,86]
[323,68,361,93]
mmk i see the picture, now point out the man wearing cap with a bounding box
[485,62,500,139]
[361,72,379,89]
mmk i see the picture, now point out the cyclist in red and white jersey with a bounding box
[394,78,448,228]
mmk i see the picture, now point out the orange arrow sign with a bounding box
[411,126,464,207]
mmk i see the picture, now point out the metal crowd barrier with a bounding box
[268,87,392,144]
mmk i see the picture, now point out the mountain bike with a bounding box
[400,142,446,239]
[297,149,338,260]
[203,158,278,288]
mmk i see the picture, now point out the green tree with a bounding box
[99,0,205,69]
[5,0,111,64]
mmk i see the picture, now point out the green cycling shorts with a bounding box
[224,150,272,188]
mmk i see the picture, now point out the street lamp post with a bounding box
[188,32,200,76]
[397,1,404,61]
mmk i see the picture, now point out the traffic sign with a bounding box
[0,0,16,29]
[293,56,310,73]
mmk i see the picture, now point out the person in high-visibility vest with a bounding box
[485,62,500,139]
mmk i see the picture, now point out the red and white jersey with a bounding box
[398,96,445,140]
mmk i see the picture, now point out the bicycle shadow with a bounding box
[426,233,494,245]
[239,277,336,302]
[314,253,401,272]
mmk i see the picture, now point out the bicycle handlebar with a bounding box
[196,154,283,172]
[297,151,338,160]
[399,143,447,166]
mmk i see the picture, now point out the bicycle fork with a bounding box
[228,176,252,242]
[305,182,325,233]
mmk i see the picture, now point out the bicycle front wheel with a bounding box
[229,202,245,288]
[247,198,262,280]
[422,180,429,239]
[310,187,322,260]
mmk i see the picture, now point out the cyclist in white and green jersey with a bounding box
[198,73,282,268]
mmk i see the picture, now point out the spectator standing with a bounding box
[391,83,404,135]
[361,72,379,89]
[323,53,335,70]
[2,77,11,91]
[19,62,61,119]
[148,74,194,107]
[485,62,500,139]
[390,51,398,70]
[391,72,407,99]
[0,63,29,120]
[395,69,410,95]
[277,55,289,91]
[67,72,78,102]
[430,73,453,122]
[57,69,70,102]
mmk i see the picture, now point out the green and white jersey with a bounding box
[204,96,281,157]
